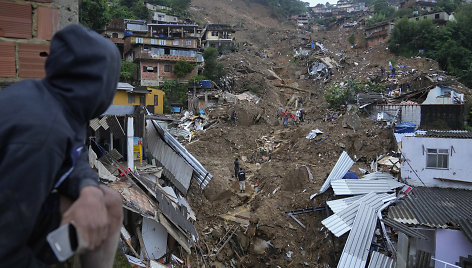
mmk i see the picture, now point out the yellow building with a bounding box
[112,83,165,114]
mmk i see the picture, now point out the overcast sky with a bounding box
[304,0,338,6]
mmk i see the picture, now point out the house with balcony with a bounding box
[124,23,201,87]
[200,24,235,50]
[365,20,394,47]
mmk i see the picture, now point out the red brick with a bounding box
[18,43,49,78]
[0,2,32,39]
[0,42,16,78]
[37,6,59,40]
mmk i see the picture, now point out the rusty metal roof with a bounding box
[37,6,59,41]
[18,43,49,78]
[0,2,32,39]
[388,187,472,241]
[0,42,16,77]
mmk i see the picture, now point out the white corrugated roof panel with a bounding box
[367,251,396,268]
[322,192,388,237]
[331,179,404,195]
[327,193,394,214]
[319,151,354,193]
[337,202,378,268]
[361,172,395,180]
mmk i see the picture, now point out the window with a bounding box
[159,39,166,45]
[143,66,156,72]
[151,39,157,45]
[186,40,192,46]
[136,37,143,43]
[128,94,135,104]
[211,31,219,37]
[154,95,159,106]
[164,65,172,72]
[112,32,118,38]
[435,14,440,19]
[426,149,449,169]
[173,40,179,46]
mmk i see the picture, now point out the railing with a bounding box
[431,257,461,268]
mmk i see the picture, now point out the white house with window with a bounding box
[401,130,472,190]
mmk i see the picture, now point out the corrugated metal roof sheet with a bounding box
[319,151,354,193]
[18,43,49,78]
[337,202,378,268]
[0,2,32,39]
[382,218,429,240]
[331,179,404,195]
[417,130,472,139]
[89,118,101,131]
[146,123,193,195]
[458,219,472,242]
[362,172,395,180]
[388,187,472,240]
[0,42,16,77]
[367,251,396,268]
[150,119,212,189]
[327,193,394,214]
[322,192,390,237]
[37,6,59,41]
[117,82,134,91]
[103,105,135,116]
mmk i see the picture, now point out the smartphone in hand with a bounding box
[47,223,79,262]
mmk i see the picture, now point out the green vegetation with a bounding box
[366,0,395,25]
[79,0,191,30]
[203,47,226,83]
[388,5,472,87]
[189,75,208,84]
[173,60,195,78]
[325,80,385,108]
[120,60,137,83]
[158,80,188,112]
[246,0,308,18]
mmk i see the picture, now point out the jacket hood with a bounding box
[43,24,121,123]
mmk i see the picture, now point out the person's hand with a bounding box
[61,186,109,250]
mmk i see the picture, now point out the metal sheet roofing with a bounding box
[150,119,212,189]
[0,2,32,39]
[322,192,391,237]
[367,251,396,268]
[337,202,378,268]
[117,82,134,91]
[417,130,472,139]
[0,42,16,77]
[362,172,395,181]
[18,43,49,78]
[102,105,136,116]
[146,123,193,195]
[327,193,394,214]
[319,151,354,193]
[388,187,472,240]
[382,218,429,240]
[331,179,404,195]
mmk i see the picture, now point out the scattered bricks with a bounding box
[0,42,16,78]
[18,43,49,78]
[0,2,32,39]
[37,6,59,40]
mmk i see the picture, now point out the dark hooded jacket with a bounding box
[0,24,120,267]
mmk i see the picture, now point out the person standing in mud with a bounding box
[234,158,240,178]
[238,168,246,193]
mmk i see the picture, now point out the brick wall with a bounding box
[0,0,77,85]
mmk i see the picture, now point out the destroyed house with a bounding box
[365,21,394,47]
[200,24,236,49]
[124,23,201,86]
[401,130,472,189]
[370,86,465,130]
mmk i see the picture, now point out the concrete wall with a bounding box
[372,104,421,126]
[401,136,472,189]
[435,229,472,268]
[0,0,77,84]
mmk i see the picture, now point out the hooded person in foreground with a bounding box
[0,24,123,267]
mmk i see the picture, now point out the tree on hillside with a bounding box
[173,60,195,78]
[203,47,226,82]
[120,61,137,83]
[79,0,110,30]
[159,80,188,112]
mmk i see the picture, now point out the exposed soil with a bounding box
[183,0,472,267]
